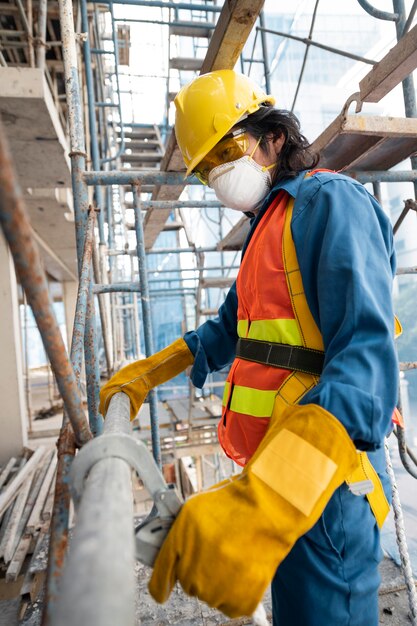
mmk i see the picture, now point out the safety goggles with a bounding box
[193,129,250,185]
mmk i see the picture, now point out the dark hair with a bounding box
[238,104,319,185]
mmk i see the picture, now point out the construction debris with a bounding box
[0,446,56,621]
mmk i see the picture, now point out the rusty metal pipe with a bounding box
[43,208,97,625]
[0,119,92,448]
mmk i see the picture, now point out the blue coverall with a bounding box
[184,170,398,626]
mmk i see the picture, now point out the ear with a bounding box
[272,132,285,156]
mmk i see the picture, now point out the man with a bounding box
[100,70,397,626]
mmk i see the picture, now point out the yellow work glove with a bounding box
[99,338,194,420]
[149,402,358,618]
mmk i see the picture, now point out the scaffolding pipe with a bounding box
[403,0,417,34]
[132,184,161,467]
[59,0,101,433]
[392,0,417,199]
[257,27,377,65]
[100,0,126,164]
[80,0,106,242]
[258,11,271,94]
[346,170,417,183]
[51,393,135,626]
[140,200,223,209]
[84,170,198,186]
[357,0,398,21]
[114,17,216,29]
[89,0,222,9]
[43,210,97,625]
[108,245,218,256]
[0,119,92,447]
[36,0,48,70]
[93,243,113,375]
[291,0,320,113]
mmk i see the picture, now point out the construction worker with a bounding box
[100,70,398,626]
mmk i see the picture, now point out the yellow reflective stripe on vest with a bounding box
[346,451,390,528]
[237,318,303,345]
[222,381,277,418]
[282,198,324,352]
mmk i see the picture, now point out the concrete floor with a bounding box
[1,556,414,625]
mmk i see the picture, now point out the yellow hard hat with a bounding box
[174,70,275,177]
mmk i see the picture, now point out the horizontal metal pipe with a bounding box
[84,170,197,186]
[52,393,135,626]
[108,246,218,256]
[114,17,216,29]
[0,119,92,448]
[345,170,417,183]
[147,265,240,274]
[95,283,197,295]
[396,266,417,274]
[0,29,26,35]
[89,0,222,10]
[149,288,196,295]
[140,200,223,209]
[85,170,417,187]
[93,282,141,294]
[257,27,377,65]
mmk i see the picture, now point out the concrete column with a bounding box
[63,280,78,348]
[0,231,28,464]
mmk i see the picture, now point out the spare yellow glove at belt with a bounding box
[149,402,358,618]
[99,338,194,420]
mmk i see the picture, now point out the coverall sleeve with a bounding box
[183,281,238,388]
[293,177,398,450]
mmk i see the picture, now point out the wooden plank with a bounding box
[0,447,45,518]
[0,457,17,491]
[200,0,265,74]
[144,0,265,249]
[360,24,417,103]
[312,114,417,171]
[26,451,57,533]
[6,534,32,582]
[41,473,56,521]
[7,450,53,560]
[1,469,35,563]
[20,569,46,603]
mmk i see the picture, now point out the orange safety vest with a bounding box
[219,188,324,466]
[219,174,392,528]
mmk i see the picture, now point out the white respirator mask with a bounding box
[208,138,275,212]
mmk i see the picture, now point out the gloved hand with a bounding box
[99,338,194,420]
[148,402,358,618]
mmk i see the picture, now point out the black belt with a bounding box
[236,338,324,377]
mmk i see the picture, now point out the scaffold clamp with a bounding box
[69,432,183,520]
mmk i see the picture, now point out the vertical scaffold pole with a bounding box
[58,0,102,435]
[132,184,162,467]
[43,209,98,625]
[392,0,417,198]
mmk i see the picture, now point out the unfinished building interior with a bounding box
[1,0,417,624]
